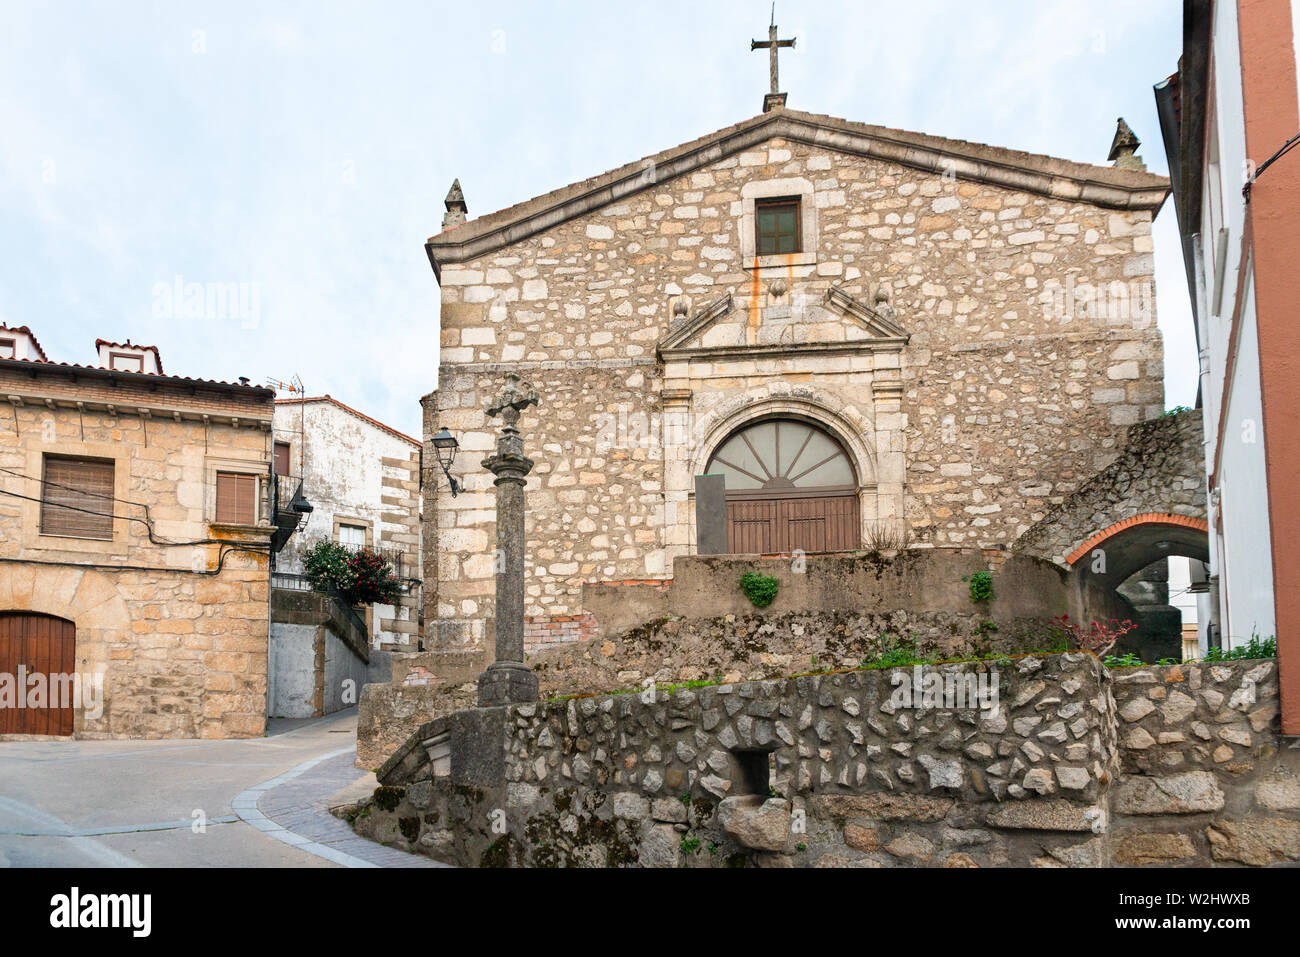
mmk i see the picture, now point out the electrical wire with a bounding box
[0,465,273,554]
[1243,130,1300,198]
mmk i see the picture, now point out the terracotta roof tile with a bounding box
[274,394,420,447]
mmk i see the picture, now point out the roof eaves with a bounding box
[273,395,420,447]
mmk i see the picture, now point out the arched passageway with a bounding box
[1066,515,1210,661]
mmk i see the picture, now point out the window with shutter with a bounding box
[40,456,115,540]
[273,442,291,477]
[215,472,258,524]
[755,198,801,255]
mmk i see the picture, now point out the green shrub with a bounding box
[302,539,401,607]
[963,570,995,604]
[740,571,779,608]
[1205,634,1276,661]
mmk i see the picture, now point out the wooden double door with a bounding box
[0,613,77,735]
[726,493,860,554]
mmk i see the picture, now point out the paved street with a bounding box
[0,709,440,868]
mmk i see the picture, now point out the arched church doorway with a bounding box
[705,418,859,553]
[0,612,77,735]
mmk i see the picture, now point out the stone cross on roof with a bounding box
[751,3,795,111]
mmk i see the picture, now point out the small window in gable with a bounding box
[109,352,144,372]
[0,338,14,359]
[755,197,801,255]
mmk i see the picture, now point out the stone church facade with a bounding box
[421,107,1170,654]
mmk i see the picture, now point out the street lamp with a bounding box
[431,428,461,497]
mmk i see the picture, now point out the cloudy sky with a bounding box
[0,0,1192,438]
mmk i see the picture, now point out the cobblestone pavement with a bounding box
[236,747,445,868]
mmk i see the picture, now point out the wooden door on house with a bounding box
[706,419,860,554]
[0,613,77,735]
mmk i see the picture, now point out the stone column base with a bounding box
[477,662,539,707]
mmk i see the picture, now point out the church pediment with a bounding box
[426,109,1169,275]
[657,285,908,360]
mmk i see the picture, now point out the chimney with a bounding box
[1108,117,1145,171]
[442,179,468,230]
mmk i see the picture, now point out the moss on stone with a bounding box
[372,785,406,812]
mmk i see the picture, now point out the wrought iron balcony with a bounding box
[268,468,313,554]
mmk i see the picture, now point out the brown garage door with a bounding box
[0,613,76,735]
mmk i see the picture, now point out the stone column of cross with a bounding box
[477,373,541,707]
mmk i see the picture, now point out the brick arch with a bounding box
[1065,513,1210,565]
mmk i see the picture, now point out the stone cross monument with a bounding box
[751,4,796,113]
[477,373,540,707]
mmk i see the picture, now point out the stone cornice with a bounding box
[426,110,1171,275]
[659,338,906,363]
[657,293,735,352]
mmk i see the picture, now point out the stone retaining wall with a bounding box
[1109,659,1299,866]
[355,653,1297,867]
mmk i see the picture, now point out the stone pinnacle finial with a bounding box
[1108,118,1145,171]
[442,178,468,230]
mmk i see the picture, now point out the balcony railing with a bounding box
[268,469,310,554]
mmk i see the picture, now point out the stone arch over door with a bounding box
[705,417,861,553]
[1062,515,1210,663]
[0,565,128,736]
[687,390,883,553]
[1011,411,1209,660]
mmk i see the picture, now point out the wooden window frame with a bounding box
[108,351,144,372]
[215,470,260,525]
[39,454,116,541]
[754,197,802,256]
[0,337,15,360]
[273,441,292,477]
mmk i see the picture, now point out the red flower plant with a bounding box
[1054,615,1138,658]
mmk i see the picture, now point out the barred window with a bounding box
[40,456,115,540]
[215,472,258,524]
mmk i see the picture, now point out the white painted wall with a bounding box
[1191,0,1278,648]
[273,399,421,648]
[1216,283,1276,643]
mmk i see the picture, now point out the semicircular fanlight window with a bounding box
[706,419,855,491]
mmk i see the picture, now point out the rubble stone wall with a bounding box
[356,653,1295,867]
